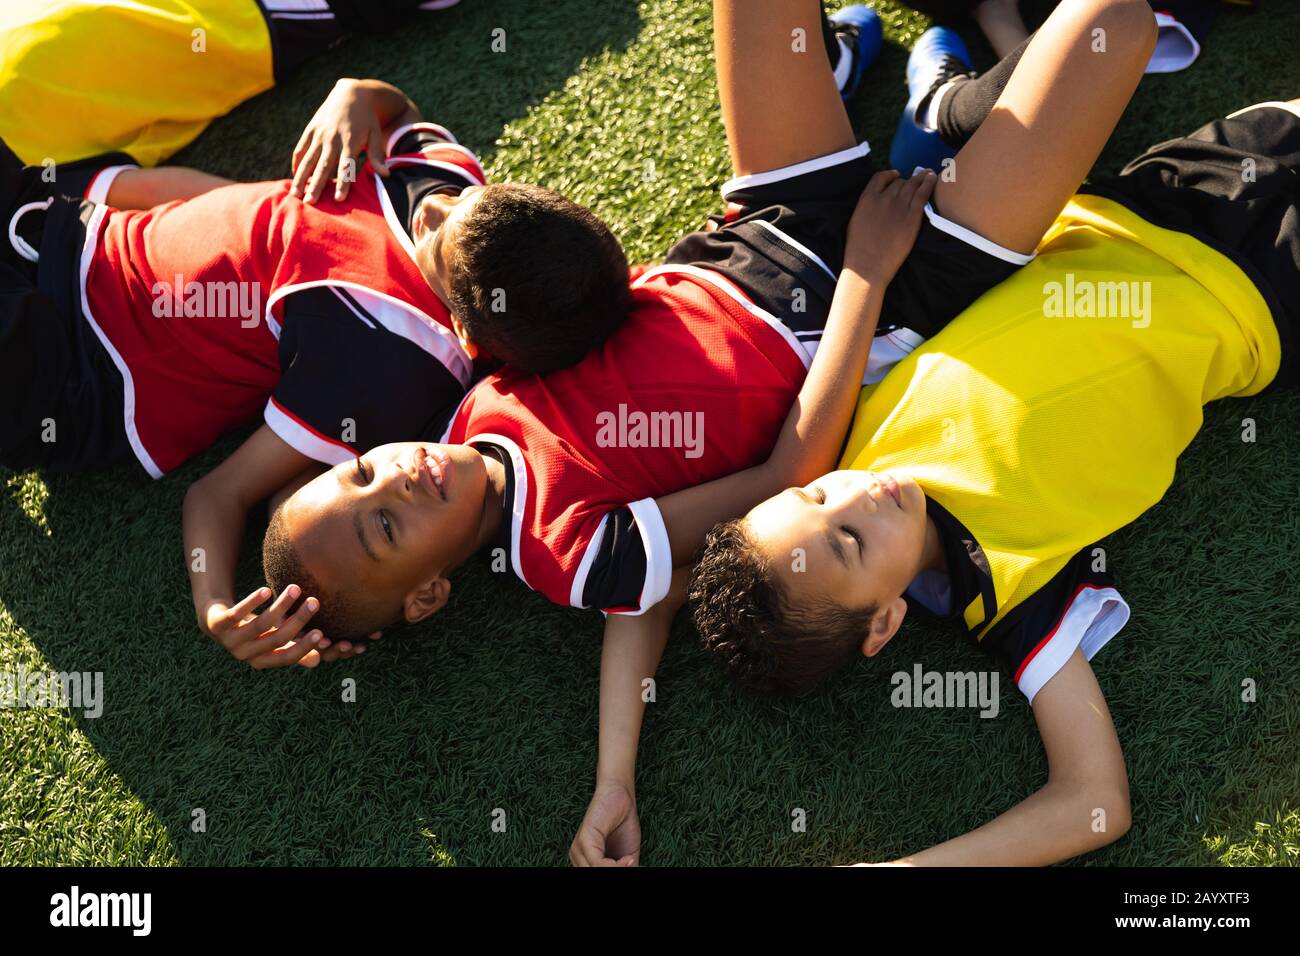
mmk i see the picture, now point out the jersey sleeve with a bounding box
[266,286,465,464]
[576,507,648,612]
[378,122,487,240]
[387,122,484,186]
[568,499,672,614]
[980,547,1131,703]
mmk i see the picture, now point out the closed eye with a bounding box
[379,510,394,544]
[355,457,370,485]
[843,524,863,559]
[814,486,827,504]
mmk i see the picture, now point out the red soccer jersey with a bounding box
[445,264,809,613]
[78,128,482,475]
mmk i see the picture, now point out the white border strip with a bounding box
[569,512,611,609]
[1019,586,1130,703]
[262,0,329,10]
[802,325,926,385]
[384,156,486,187]
[753,220,837,281]
[722,141,871,199]
[85,164,138,205]
[623,497,673,615]
[331,287,376,328]
[264,279,472,386]
[264,398,355,466]
[923,203,1035,266]
[633,263,811,369]
[385,121,460,155]
[1227,101,1300,122]
[77,205,163,478]
[373,170,423,266]
[439,386,476,444]
[465,432,530,589]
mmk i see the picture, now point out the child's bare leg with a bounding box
[935,0,1157,255]
[714,0,856,177]
[973,0,1030,59]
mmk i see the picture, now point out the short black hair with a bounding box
[448,183,630,374]
[689,518,877,697]
[262,506,366,641]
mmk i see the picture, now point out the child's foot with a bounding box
[889,26,973,174]
[829,5,884,101]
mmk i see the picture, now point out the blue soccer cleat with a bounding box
[889,26,973,173]
[828,5,884,101]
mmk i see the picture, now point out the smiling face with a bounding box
[411,185,485,307]
[744,469,931,619]
[276,441,501,631]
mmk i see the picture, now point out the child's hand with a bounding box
[203,585,324,670]
[291,78,389,205]
[844,169,937,284]
[569,779,640,866]
[314,630,383,664]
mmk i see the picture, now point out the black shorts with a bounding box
[0,139,132,472]
[664,142,1030,383]
[1085,101,1300,388]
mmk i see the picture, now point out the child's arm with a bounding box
[656,169,936,567]
[183,425,329,670]
[291,78,422,203]
[104,167,234,209]
[862,651,1132,866]
[570,569,688,866]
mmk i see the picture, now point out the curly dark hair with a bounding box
[448,182,630,375]
[262,505,366,641]
[688,518,877,697]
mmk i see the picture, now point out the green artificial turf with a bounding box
[2,0,1298,867]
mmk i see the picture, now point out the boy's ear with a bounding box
[404,576,451,624]
[861,597,907,658]
[450,316,478,357]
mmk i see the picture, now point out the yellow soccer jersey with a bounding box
[0,1,275,167]
[841,193,1281,701]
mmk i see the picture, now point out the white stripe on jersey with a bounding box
[77,205,164,478]
[385,121,460,155]
[263,279,472,385]
[463,433,531,589]
[264,397,356,466]
[569,512,611,609]
[622,498,672,615]
[331,287,376,328]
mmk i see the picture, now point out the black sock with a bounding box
[935,31,1034,147]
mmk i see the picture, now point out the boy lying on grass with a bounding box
[261,0,1159,864]
[0,82,631,668]
[689,106,1300,865]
